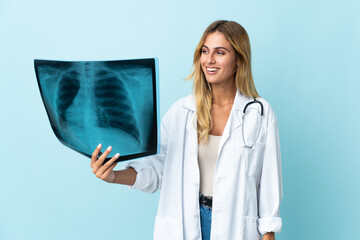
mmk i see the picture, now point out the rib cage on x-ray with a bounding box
[35,59,158,162]
[56,70,80,127]
[94,70,140,142]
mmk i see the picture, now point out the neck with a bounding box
[211,82,237,105]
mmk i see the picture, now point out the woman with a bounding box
[90,20,283,240]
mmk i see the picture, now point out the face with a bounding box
[200,31,238,87]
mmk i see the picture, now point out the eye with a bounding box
[217,51,225,55]
[201,49,209,54]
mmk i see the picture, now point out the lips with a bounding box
[205,67,220,74]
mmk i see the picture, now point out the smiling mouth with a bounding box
[206,67,220,73]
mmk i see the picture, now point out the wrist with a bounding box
[262,232,275,240]
[107,172,116,183]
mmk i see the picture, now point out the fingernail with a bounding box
[107,146,112,151]
[114,153,120,158]
[97,143,102,149]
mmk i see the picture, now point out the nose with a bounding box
[206,52,216,64]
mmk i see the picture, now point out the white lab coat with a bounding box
[123,90,283,240]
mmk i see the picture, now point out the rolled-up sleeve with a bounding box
[257,118,283,235]
[122,112,169,193]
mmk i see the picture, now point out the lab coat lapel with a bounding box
[183,95,198,157]
[218,91,250,153]
[183,94,196,132]
[182,95,200,192]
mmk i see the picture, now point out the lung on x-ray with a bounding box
[34,58,159,162]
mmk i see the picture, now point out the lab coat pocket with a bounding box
[244,142,265,177]
[153,216,182,240]
[243,216,261,240]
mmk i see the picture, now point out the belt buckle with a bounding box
[200,194,212,208]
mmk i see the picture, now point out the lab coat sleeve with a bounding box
[257,118,283,235]
[121,111,170,194]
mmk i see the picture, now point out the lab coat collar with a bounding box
[233,90,252,111]
[224,90,251,137]
[182,94,196,112]
[182,90,252,132]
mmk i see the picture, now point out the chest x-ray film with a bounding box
[34,58,159,162]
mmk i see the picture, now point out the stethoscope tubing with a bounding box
[242,98,264,149]
[243,99,264,116]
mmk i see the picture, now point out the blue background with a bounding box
[0,0,359,239]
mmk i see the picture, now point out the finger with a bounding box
[92,146,112,173]
[95,153,120,177]
[91,143,102,167]
[94,153,120,177]
[102,153,120,169]
[101,162,118,181]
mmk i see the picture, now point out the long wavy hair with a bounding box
[187,20,259,144]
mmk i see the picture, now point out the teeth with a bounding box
[207,68,219,72]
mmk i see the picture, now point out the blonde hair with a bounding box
[187,20,259,144]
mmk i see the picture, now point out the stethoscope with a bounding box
[242,98,264,149]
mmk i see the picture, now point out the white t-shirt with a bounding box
[198,134,222,196]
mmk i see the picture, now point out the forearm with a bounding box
[112,167,137,186]
[262,232,275,240]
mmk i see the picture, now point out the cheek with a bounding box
[200,56,206,66]
[200,59,208,73]
[223,59,237,72]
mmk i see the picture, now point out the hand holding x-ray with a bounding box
[89,143,138,185]
[90,144,119,183]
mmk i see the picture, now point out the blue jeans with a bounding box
[200,202,212,240]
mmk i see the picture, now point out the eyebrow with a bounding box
[202,45,230,52]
